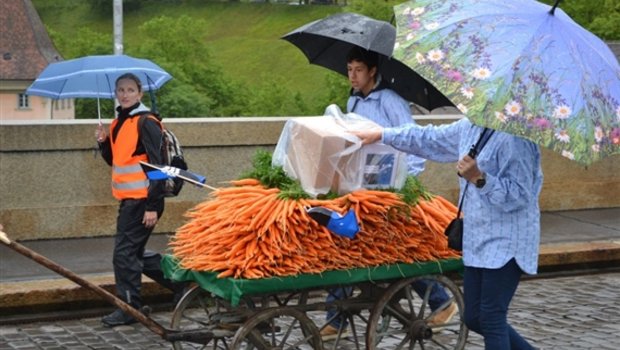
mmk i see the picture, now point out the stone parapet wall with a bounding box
[1,116,618,241]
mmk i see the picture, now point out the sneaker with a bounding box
[427,302,458,328]
[320,324,350,341]
[101,309,137,327]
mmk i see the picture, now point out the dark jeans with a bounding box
[411,279,451,311]
[463,259,534,350]
[325,287,351,329]
[326,279,450,328]
[113,199,159,308]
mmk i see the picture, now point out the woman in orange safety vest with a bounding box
[94,73,165,327]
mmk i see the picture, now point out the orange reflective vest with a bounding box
[109,117,149,200]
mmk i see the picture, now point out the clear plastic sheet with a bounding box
[273,104,407,197]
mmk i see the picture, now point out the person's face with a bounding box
[115,78,143,109]
[347,60,377,96]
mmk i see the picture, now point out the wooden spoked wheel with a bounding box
[170,285,240,349]
[230,307,323,350]
[366,275,467,350]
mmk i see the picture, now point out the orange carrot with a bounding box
[171,184,460,279]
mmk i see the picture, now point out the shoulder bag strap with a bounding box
[455,127,496,216]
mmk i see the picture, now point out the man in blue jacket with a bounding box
[321,47,458,339]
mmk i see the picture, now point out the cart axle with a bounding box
[165,328,234,344]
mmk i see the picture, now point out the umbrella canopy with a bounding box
[393,0,620,165]
[282,12,453,110]
[283,12,396,73]
[26,54,172,99]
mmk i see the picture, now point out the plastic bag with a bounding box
[272,104,408,197]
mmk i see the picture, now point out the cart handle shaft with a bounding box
[0,230,167,337]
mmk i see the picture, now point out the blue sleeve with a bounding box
[383,118,467,163]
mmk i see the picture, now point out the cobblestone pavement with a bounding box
[1,272,619,350]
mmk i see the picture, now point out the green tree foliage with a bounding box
[134,15,247,117]
[47,27,110,58]
[46,27,116,119]
[318,72,350,112]
[591,7,620,40]
[547,0,620,40]
[345,0,403,23]
[245,77,309,116]
[350,0,620,40]
[37,0,618,119]
[90,0,157,17]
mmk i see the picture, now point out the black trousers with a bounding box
[113,199,160,308]
[143,250,186,295]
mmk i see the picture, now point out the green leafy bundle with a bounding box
[238,150,311,200]
[238,150,429,203]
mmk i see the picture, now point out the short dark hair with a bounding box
[347,46,379,70]
[115,73,142,92]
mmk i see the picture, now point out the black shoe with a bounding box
[101,309,137,327]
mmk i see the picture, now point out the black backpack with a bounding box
[138,113,187,197]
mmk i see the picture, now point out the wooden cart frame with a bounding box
[1,231,468,350]
[162,255,467,349]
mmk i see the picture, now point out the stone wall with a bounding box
[1,116,619,241]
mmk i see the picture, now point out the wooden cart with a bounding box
[1,231,467,350]
[162,255,468,350]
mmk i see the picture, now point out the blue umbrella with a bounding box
[26,54,171,99]
[26,54,172,120]
[393,0,620,165]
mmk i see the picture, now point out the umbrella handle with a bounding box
[97,97,102,124]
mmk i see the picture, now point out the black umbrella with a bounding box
[282,12,453,110]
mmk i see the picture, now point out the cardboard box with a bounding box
[281,117,354,196]
[276,116,407,197]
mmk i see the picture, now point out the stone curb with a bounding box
[538,240,620,267]
[0,275,172,316]
[2,241,619,317]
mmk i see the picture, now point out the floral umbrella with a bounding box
[393,0,620,165]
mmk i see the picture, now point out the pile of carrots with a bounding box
[171,179,460,279]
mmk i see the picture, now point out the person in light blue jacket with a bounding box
[321,47,458,339]
[346,47,425,175]
[352,118,542,350]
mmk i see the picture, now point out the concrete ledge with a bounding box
[539,240,620,267]
[2,117,619,241]
[0,274,172,316]
[2,241,619,317]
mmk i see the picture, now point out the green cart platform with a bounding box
[162,255,467,350]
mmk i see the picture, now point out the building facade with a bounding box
[0,0,74,120]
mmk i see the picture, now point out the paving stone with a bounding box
[2,334,27,341]
[1,272,619,349]
[6,341,38,349]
